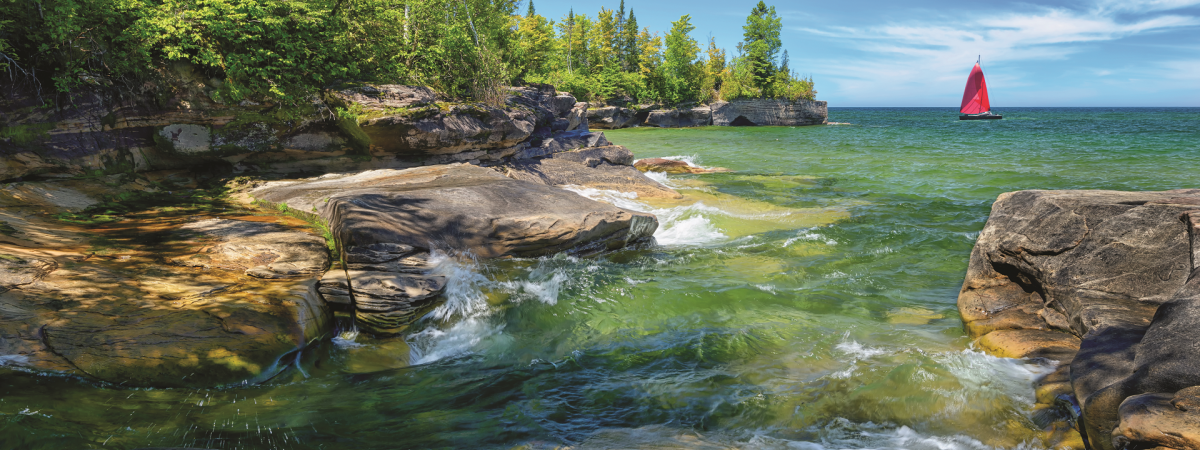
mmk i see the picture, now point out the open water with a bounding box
[2,107,1198,449]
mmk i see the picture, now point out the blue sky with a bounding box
[535,0,1200,107]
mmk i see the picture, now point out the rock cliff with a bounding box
[585,98,827,129]
[959,189,1200,450]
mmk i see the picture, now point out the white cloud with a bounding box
[793,0,1200,105]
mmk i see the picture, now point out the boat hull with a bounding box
[960,114,1002,120]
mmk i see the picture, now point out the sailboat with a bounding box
[959,56,1002,120]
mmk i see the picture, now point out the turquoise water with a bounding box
[2,107,1198,449]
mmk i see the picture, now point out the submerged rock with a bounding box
[0,205,333,388]
[958,189,1200,450]
[634,158,731,174]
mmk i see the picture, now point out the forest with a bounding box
[0,0,814,106]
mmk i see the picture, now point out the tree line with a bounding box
[0,0,812,107]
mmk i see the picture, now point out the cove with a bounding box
[2,107,1199,449]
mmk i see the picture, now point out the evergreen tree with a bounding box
[617,0,627,69]
[742,1,782,91]
[622,10,640,72]
[527,0,535,17]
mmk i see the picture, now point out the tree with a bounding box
[515,1,554,79]
[621,10,640,72]
[593,8,618,72]
[742,1,782,91]
[662,14,700,103]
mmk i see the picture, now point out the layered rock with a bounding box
[250,164,658,334]
[634,158,731,175]
[0,74,588,182]
[711,99,827,126]
[645,107,713,128]
[958,189,1200,450]
[504,146,682,199]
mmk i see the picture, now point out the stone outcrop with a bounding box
[645,107,713,128]
[711,99,827,126]
[251,164,658,259]
[504,146,682,199]
[0,73,589,182]
[249,164,659,334]
[582,98,827,129]
[958,189,1200,450]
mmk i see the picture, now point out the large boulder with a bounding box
[251,164,658,259]
[957,189,1200,450]
[504,146,682,199]
[0,219,332,388]
[710,99,827,126]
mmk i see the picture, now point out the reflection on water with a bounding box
[4,108,1199,449]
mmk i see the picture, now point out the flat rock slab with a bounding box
[170,218,329,279]
[505,146,682,199]
[251,164,658,259]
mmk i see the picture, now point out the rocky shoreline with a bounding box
[959,190,1200,450]
[0,78,697,387]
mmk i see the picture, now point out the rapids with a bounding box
[2,107,1198,449]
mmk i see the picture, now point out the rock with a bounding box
[958,189,1200,450]
[710,98,828,126]
[634,158,731,174]
[0,77,586,182]
[349,271,447,335]
[645,106,712,128]
[0,215,332,388]
[975,329,1080,360]
[587,106,640,129]
[251,164,658,259]
[1114,388,1200,450]
[504,146,682,199]
[512,130,611,160]
[169,219,329,279]
[317,268,352,306]
[0,254,57,288]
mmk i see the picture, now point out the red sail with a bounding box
[959,63,991,114]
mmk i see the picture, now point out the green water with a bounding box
[3,107,1198,449]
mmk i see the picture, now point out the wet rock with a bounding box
[169,219,329,279]
[975,329,1080,360]
[349,271,446,335]
[1114,387,1200,450]
[958,189,1200,450]
[710,98,828,126]
[251,164,658,259]
[505,146,682,199]
[317,269,352,306]
[634,158,731,174]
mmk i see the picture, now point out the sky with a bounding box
[534,0,1200,107]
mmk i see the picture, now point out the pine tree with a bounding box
[526,0,535,17]
[617,0,626,70]
[742,1,782,91]
[622,10,640,72]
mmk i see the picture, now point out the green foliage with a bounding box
[0,0,812,108]
[741,1,783,92]
[661,15,701,104]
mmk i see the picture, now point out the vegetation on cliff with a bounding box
[0,0,812,107]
